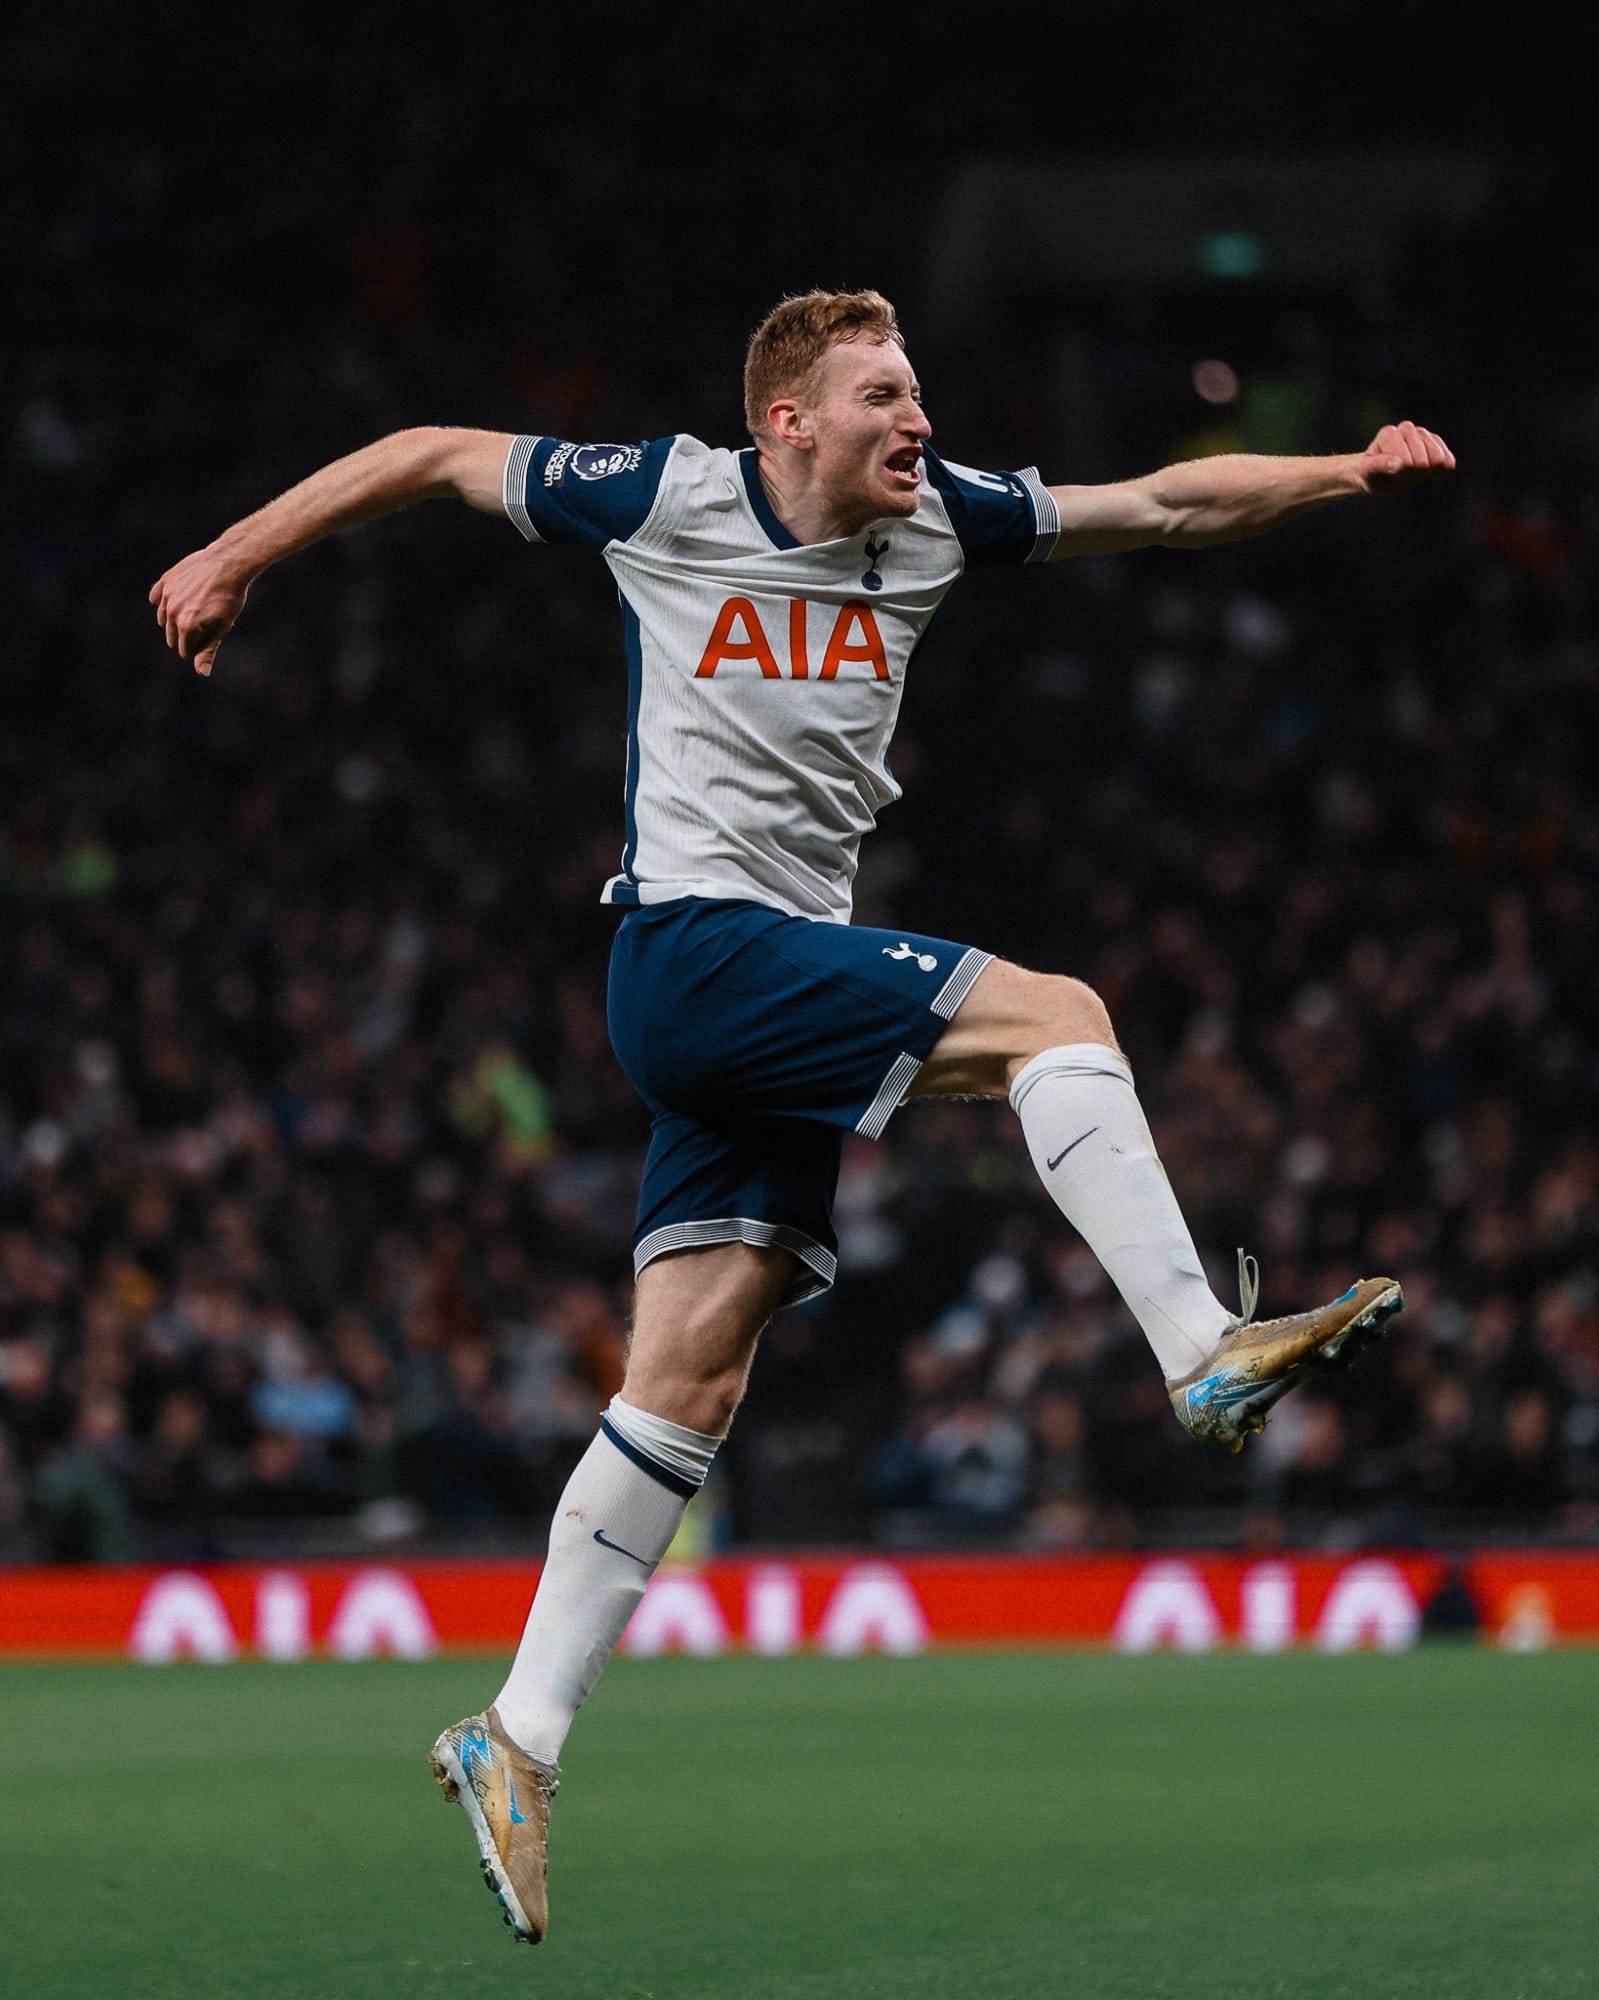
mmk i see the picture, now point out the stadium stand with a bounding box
[3,5,1597,1562]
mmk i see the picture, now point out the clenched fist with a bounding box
[149,548,251,677]
[1358,420,1456,492]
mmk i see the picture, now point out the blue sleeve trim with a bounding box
[1014,466,1062,562]
[504,435,676,549]
[921,444,1059,566]
[502,435,543,542]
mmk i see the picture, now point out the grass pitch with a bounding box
[3,1648,1596,1999]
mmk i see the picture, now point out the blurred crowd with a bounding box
[4,6,1599,1562]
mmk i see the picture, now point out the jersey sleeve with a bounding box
[501,434,677,549]
[920,445,1061,566]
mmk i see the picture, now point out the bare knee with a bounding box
[1027,972,1118,1056]
[912,959,1121,1101]
[634,1356,751,1436]
[623,1336,754,1436]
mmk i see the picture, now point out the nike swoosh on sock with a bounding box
[1046,1126,1099,1172]
[592,1527,653,1567]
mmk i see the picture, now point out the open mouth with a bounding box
[885,448,922,491]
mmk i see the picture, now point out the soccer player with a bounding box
[151,289,1455,1944]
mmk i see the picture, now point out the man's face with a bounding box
[800,336,932,524]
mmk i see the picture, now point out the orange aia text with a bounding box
[695,597,890,681]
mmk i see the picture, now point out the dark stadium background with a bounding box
[4,0,1598,1569]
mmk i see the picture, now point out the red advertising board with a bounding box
[2,1550,1595,1660]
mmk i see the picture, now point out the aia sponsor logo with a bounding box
[695,597,890,682]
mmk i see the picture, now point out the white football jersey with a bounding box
[502,433,1059,922]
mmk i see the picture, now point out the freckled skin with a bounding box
[755,337,934,547]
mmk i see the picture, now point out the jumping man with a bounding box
[151,289,1456,1944]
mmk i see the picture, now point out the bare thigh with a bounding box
[622,1239,799,1436]
[907,956,1121,1101]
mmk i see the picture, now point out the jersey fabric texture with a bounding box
[503,433,1060,923]
[609,898,990,1302]
[501,430,1058,1300]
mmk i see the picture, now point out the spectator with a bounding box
[131,1387,218,1558]
[1,19,1596,1558]
[31,1395,140,1562]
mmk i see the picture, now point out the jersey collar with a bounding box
[739,449,802,551]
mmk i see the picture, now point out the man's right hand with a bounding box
[150,428,516,676]
[149,547,251,677]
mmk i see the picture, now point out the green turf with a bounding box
[2,1649,1596,1999]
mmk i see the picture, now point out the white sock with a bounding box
[1010,1043,1232,1380]
[492,1397,719,1765]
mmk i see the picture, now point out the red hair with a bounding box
[743,289,905,441]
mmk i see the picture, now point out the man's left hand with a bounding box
[1358,420,1456,491]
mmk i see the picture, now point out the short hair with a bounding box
[743,289,905,441]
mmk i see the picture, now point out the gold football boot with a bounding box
[1168,1255,1403,1452]
[430,1707,559,1945]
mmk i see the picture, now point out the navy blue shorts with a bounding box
[607,898,991,1305]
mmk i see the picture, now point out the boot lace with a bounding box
[1236,1249,1260,1326]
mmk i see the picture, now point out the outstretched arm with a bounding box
[150,426,514,675]
[1047,421,1455,559]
